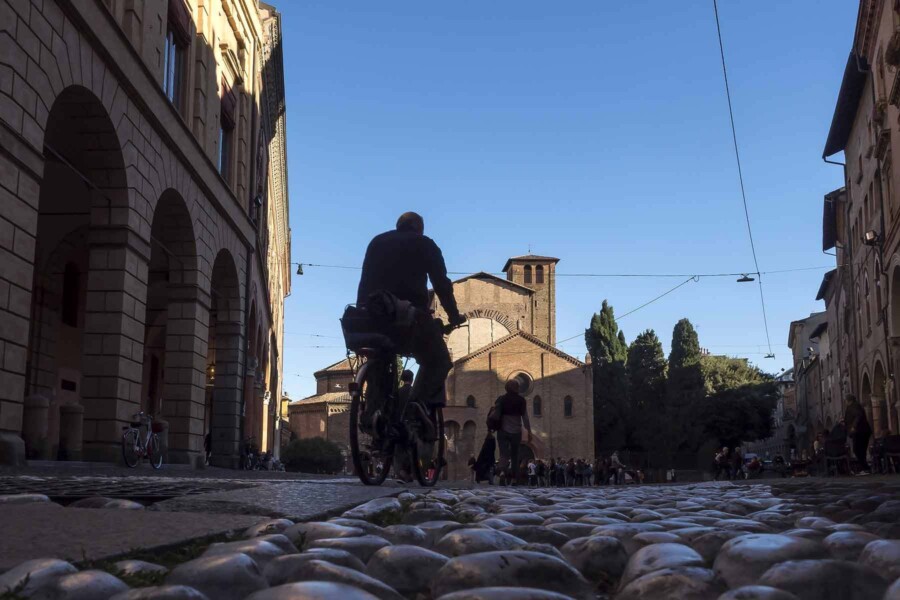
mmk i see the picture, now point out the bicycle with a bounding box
[121,411,163,469]
[341,300,464,486]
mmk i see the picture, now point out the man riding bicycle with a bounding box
[356,212,466,413]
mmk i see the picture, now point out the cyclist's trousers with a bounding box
[410,318,452,407]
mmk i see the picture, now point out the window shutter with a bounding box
[221,83,236,129]
[168,0,192,45]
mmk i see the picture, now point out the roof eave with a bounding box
[823,53,869,158]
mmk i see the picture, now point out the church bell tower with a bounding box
[502,255,559,345]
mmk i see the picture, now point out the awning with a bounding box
[823,53,868,158]
[816,269,837,301]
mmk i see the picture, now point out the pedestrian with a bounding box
[574,459,583,486]
[536,459,546,487]
[493,379,532,487]
[731,447,744,480]
[610,451,625,485]
[844,394,872,474]
[467,454,477,483]
[585,461,594,485]
[565,458,575,486]
[714,447,729,481]
[527,460,537,486]
[474,431,496,484]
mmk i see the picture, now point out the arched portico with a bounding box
[207,250,245,467]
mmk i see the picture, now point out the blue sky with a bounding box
[278,1,855,399]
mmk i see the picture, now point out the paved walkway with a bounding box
[0,503,264,570]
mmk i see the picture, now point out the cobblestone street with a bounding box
[1,478,899,598]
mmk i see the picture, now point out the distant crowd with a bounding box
[468,448,657,487]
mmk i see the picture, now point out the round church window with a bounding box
[509,371,534,396]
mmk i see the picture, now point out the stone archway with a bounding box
[207,250,244,467]
[862,372,874,429]
[143,189,204,464]
[24,85,135,462]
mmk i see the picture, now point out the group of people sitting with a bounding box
[712,446,749,480]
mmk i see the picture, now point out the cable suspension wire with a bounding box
[712,0,774,356]
[291,261,834,279]
[553,276,700,347]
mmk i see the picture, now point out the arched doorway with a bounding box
[142,189,202,463]
[873,361,888,437]
[207,250,244,467]
[24,85,130,461]
[861,373,874,429]
[444,420,461,480]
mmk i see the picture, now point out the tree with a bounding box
[693,355,776,447]
[585,300,630,452]
[666,319,705,454]
[627,330,667,454]
[627,330,667,410]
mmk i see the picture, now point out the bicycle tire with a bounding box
[148,433,163,469]
[411,406,445,487]
[122,429,140,468]
[349,362,392,486]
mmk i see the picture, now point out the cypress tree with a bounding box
[627,329,668,461]
[666,318,705,454]
[585,300,629,453]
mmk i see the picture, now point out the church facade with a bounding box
[434,255,594,480]
[291,254,594,480]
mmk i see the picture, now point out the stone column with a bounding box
[22,394,50,459]
[80,227,149,462]
[0,147,40,465]
[59,404,84,461]
[162,284,210,465]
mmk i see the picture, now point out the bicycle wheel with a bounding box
[411,405,445,487]
[148,433,163,469]
[349,362,392,486]
[122,429,140,468]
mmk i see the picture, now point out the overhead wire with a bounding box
[712,0,774,357]
[290,261,835,279]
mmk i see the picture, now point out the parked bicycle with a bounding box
[121,411,163,469]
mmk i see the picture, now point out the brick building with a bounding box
[293,255,594,480]
[0,0,291,467]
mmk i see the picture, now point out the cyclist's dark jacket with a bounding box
[357,229,461,321]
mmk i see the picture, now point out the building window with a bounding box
[533,395,542,417]
[524,265,532,285]
[875,258,883,316]
[219,84,236,181]
[163,1,190,111]
[62,262,80,327]
[535,265,544,284]
[564,395,573,417]
[466,395,476,408]
[509,371,534,396]
[865,270,872,333]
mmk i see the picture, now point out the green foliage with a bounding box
[585,301,630,452]
[665,319,705,453]
[627,330,667,410]
[282,437,345,474]
[692,380,778,448]
[701,354,770,395]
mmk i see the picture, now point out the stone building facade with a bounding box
[0,0,290,467]
[291,255,594,480]
[801,0,900,450]
[287,358,352,461]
